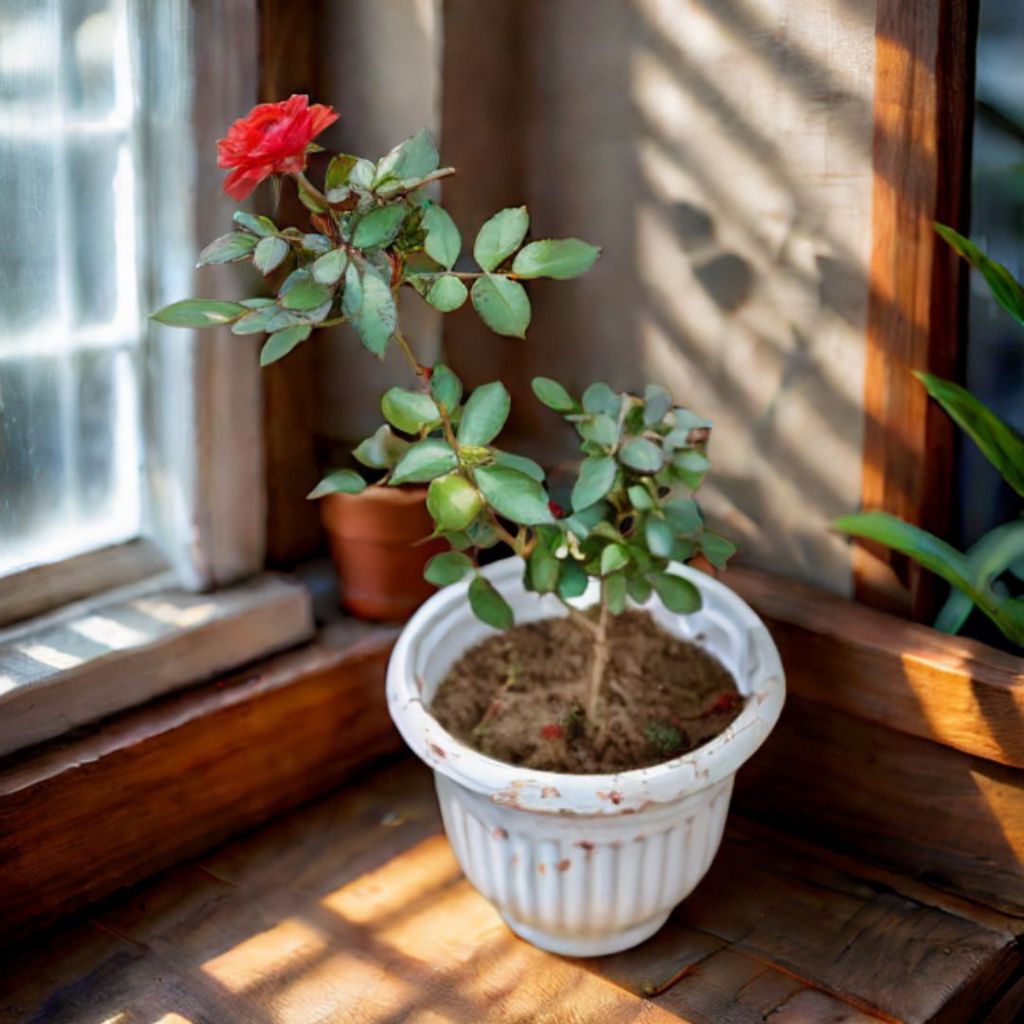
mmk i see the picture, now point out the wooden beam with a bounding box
[857,0,977,617]
[0,619,400,941]
[727,566,1024,770]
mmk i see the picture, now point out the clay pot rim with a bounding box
[387,557,786,817]
[320,483,428,507]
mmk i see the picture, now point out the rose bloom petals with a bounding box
[217,94,338,201]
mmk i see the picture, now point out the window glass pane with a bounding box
[0,0,144,576]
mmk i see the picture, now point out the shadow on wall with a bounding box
[441,0,878,596]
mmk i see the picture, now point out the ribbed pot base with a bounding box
[501,911,671,957]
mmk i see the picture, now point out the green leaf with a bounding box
[579,414,618,448]
[512,238,600,279]
[390,439,458,485]
[620,438,664,473]
[151,298,248,328]
[557,559,588,600]
[458,381,511,445]
[471,274,531,338]
[375,128,439,186]
[664,498,702,535]
[430,364,463,412]
[312,249,348,286]
[301,233,332,254]
[935,224,1024,328]
[426,275,468,312]
[353,425,409,470]
[474,206,529,271]
[424,551,474,586]
[527,543,560,593]
[474,465,554,525]
[426,473,483,530]
[627,575,653,604]
[353,205,407,250]
[253,235,289,275]
[532,377,575,412]
[422,203,461,268]
[645,517,674,558]
[701,532,737,569]
[643,384,673,426]
[628,485,654,510]
[601,543,629,575]
[349,158,376,191]
[231,306,276,336]
[343,262,396,356]
[307,468,365,498]
[326,154,358,191]
[233,211,278,237]
[605,573,628,614]
[672,449,710,488]
[296,176,327,213]
[650,572,702,613]
[197,232,257,266]
[582,382,621,418]
[468,575,514,630]
[281,280,332,312]
[491,450,545,482]
[381,387,440,434]
[571,455,617,512]
[260,324,312,366]
[916,373,1024,497]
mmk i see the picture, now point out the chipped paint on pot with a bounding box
[386,558,785,957]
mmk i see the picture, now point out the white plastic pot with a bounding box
[386,557,785,956]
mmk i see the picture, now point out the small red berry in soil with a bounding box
[548,501,565,519]
[540,723,564,740]
[710,693,740,714]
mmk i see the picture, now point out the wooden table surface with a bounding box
[2,757,1021,1024]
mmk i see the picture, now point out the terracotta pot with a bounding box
[320,486,446,622]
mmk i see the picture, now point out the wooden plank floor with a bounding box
[2,758,1021,1024]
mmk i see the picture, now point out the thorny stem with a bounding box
[295,171,331,212]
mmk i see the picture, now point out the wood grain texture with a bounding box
[857,0,977,616]
[726,566,1024,768]
[0,618,400,942]
[735,697,1024,922]
[4,759,1012,1024]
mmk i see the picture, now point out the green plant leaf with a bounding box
[424,551,474,586]
[326,153,358,191]
[312,249,348,286]
[307,468,365,498]
[427,474,483,530]
[643,384,673,425]
[491,450,545,482]
[701,531,737,569]
[353,424,409,470]
[233,211,278,237]
[627,575,653,604]
[474,206,529,271]
[557,559,588,599]
[301,233,332,254]
[936,223,1024,328]
[580,414,618,448]
[281,280,332,312]
[527,542,560,593]
[458,381,510,445]
[343,262,396,356]
[582,382,621,418]
[628,485,654,511]
[430,364,463,412]
[296,176,327,213]
[620,438,664,473]
[468,575,514,630]
[512,238,600,279]
[426,275,468,312]
[571,455,617,512]
[601,543,630,575]
[422,203,461,268]
[664,497,702,535]
[390,438,458,485]
[230,306,276,336]
[260,324,312,366]
[352,205,407,250]
[916,373,1024,497]
[348,158,376,191]
[650,571,702,613]
[471,274,531,338]
[532,377,575,412]
[151,298,247,328]
[197,232,257,266]
[474,465,554,525]
[381,387,440,434]
[375,128,439,186]
[253,235,289,275]
[645,517,674,558]
[605,573,628,614]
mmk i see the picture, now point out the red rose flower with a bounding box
[217,94,338,201]
[548,501,565,520]
[540,723,564,741]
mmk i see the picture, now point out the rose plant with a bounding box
[152,94,734,731]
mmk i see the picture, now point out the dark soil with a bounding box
[430,609,744,774]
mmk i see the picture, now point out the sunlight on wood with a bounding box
[15,642,83,671]
[132,596,218,629]
[70,614,148,650]
[972,769,1024,863]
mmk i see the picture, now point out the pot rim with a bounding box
[386,557,785,816]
